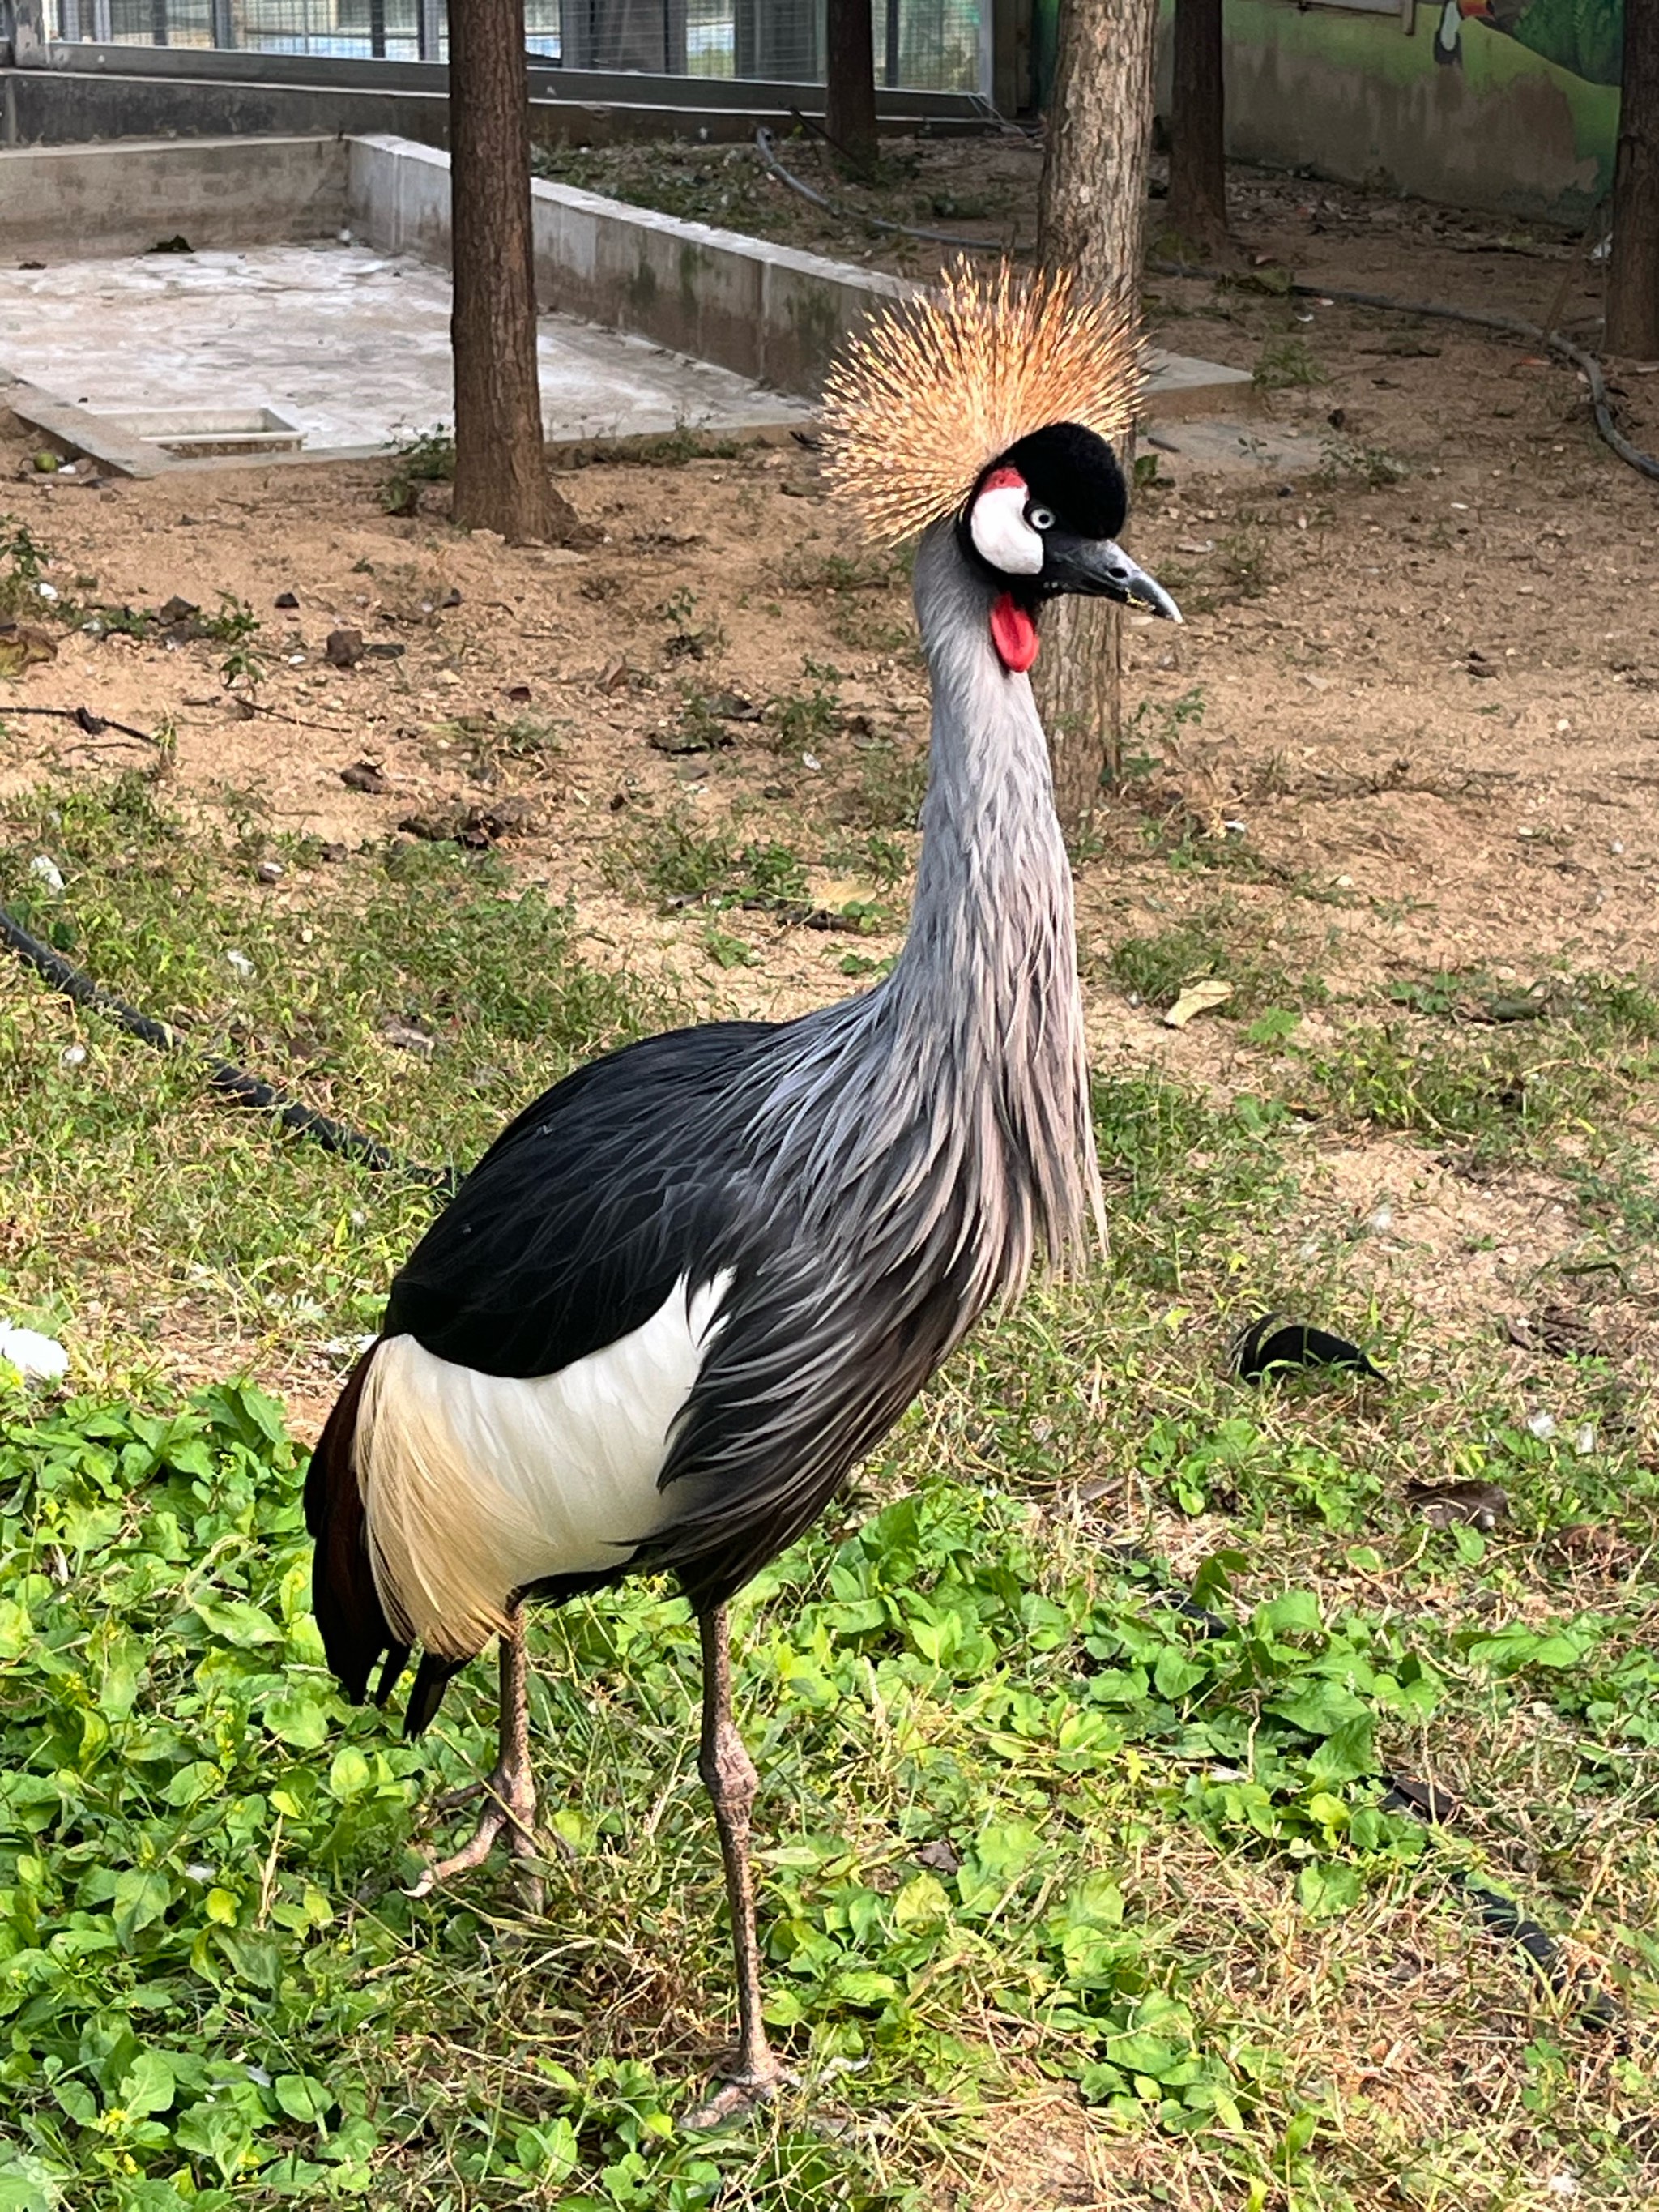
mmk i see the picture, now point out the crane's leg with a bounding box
[683,1605,786,2128]
[410,1602,544,1914]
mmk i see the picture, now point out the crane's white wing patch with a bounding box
[357,1271,731,1656]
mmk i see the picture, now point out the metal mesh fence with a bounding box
[42,0,981,88]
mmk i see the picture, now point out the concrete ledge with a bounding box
[0,133,348,259]
[0,66,983,153]
[349,132,910,401]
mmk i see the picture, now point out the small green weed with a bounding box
[1253,335,1323,391]
[658,587,727,664]
[382,425,457,515]
[1315,438,1409,490]
[0,514,51,618]
[616,811,808,910]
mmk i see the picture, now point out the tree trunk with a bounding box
[1166,0,1229,260]
[1035,0,1161,831]
[825,0,880,177]
[448,0,581,542]
[1606,0,1659,359]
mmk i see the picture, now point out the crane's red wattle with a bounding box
[990,593,1038,675]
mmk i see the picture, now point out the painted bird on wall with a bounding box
[1435,0,1623,83]
[306,263,1181,2120]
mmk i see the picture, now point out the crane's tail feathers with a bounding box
[305,1350,394,1706]
[403,1652,468,1740]
[307,1341,490,1737]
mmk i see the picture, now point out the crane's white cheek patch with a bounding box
[969,483,1043,577]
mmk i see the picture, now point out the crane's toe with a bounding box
[680,2057,791,2132]
[407,1751,548,1914]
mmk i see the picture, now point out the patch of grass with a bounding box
[1216,515,1274,600]
[0,514,52,619]
[1253,335,1324,391]
[1104,912,1325,1024]
[381,425,456,516]
[614,809,808,911]
[1302,991,1659,1163]
[531,139,783,233]
[837,739,928,833]
[780,547,915,655]
[769,668,842,756]
[6,725,1659,2204]
[0,776,658,1345]
[657,587,727,664]
[1314,438,1410,491]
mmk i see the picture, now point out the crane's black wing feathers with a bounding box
[385,1020,778,1378]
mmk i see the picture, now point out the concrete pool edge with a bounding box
[0,133,1254,476]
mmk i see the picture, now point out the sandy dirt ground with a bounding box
[2,148,1657,1381]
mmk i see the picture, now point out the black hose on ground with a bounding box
[1149,257,1659,485]
[0,899,457,1194]
[754,126,1026,255]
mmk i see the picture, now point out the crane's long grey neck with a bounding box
[748,523,1099,1322]
[872,523,1101,1288]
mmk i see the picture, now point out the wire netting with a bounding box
[42,0,981,88]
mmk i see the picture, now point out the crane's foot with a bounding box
[409,1756,548,1915]
[680,2058,789,2132]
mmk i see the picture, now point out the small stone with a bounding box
[380,1018,435,1057]
[915,1838,960,1875]
[326,627,365,668]
[275,590,300,609]
[60,1044,86,1067]
[255,860,284,884]
[0,1322,69,1381]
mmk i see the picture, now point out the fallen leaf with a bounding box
[0,623,58,675]
[915,1838,960,1875]
[1164,978,1233,1029]
[399,796,538,847]
[379,1018,435,1057]
[1405,1478,1509,1531]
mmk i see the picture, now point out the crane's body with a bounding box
[308,266,1179,2122]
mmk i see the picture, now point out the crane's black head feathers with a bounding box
[955,418,1181,623]
[992,421,1128,542]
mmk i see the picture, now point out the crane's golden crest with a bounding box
[822,261,1143,545]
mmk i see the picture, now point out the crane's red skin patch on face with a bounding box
[991,591,1039,673]
[981,465,1026,494]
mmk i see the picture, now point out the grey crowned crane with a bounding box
[306,264,1181,2120]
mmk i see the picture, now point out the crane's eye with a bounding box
[1027,505,1056,532]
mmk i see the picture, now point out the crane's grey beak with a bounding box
[1047,537,1184,622]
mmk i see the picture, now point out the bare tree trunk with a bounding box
[825,0,880,176]
[1166,0,1229,259]
[1607,0,1659,359]
[449,0,581,542]
[1035,0,1161,831]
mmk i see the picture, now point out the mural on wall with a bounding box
[1435,0,1623,85]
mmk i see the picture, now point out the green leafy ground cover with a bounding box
[0,778,1656,2209]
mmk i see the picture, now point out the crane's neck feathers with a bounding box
[748,522,1098,1324]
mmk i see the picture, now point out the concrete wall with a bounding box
[1154,1,1619,228]
[348,133,909,399]
[0,132,348,260]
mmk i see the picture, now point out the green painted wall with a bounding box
[1032,1,1621,225]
